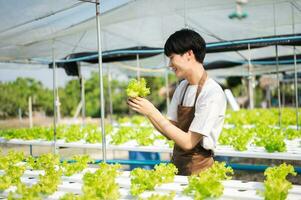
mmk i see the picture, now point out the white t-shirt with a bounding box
[167,78,227,152]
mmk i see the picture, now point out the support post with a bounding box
[79,65,86,127]
[275,45,282,127]
[52,41,58,154]
[292,3,299,130]
[247,44,254,109]
[28,96,33,155]
[95,0,107,162]
[136,54,140,80]
[28,96,33,128]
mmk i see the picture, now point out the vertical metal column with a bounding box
[136,54,140,80]
[56,89,61,124]
[291,3,299,129]
[28,96,33,128]
[282,81,285,108]
[79,65,86,126]
[95,0,106,162]
[275,45,282,127]
[273,2,282,127]
[293,47,299,129]
[28,96,33,155]
[18,108,22,122]
[52,41,58,154]
[81,77,86,126]
[247,44,254,109]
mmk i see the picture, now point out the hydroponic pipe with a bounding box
[38,34,301,64]
[88,159,301,174]
[292,3,299,130]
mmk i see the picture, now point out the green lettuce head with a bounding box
[126,78,150,97]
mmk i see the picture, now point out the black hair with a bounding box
[164,29,206,63]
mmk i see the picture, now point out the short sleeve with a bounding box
[189,93,226,137]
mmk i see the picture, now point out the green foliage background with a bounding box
[0,72,176,119]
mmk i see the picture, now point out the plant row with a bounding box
[219,125,301,152]
[0,150,297,200]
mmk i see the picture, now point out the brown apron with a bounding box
[171,71,214,176]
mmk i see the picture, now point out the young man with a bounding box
[127,29,227,175]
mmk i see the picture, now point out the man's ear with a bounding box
[187,50,194,60]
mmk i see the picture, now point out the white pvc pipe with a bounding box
[81,76,86,126]
[52,41,58,154]
[247,44,254,109]
[275,44,282,127]
[78,64,86,126]
[136,54,140,80]
[291,3,299,129]
[273,3,282,127]
[28,96,33,128]
[95,0,106,162]
[28,96,33,156]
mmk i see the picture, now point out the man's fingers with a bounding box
[128,98,135,102]
[127,100,140,109]
[131,97,141,103]
[136,96,143,101]
[127,102,140,112]
[129,98,142,106]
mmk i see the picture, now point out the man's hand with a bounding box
[127,97,203,151]
[127,97,156,116]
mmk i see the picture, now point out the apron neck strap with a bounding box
[180,83,189,106]
[194,71,207,106]
[180,70,208,106]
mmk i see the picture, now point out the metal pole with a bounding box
[52,41,58,154]
[273,2,282,127]
[79,65,86,126]
[136,54,140,80]
[95,0,106,162]
[28,96,33,156]
[275,44,282,127]
[293,51,299,129]
[18,108,22,122]
[81,77,86,126]
[28,96,33,128]
[282,79,285,108]
[292,3,299,130]
[107,66,113,124]
[56,88,61,124]
[247,44,254,109]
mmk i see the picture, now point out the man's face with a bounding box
[168,52,190,78]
